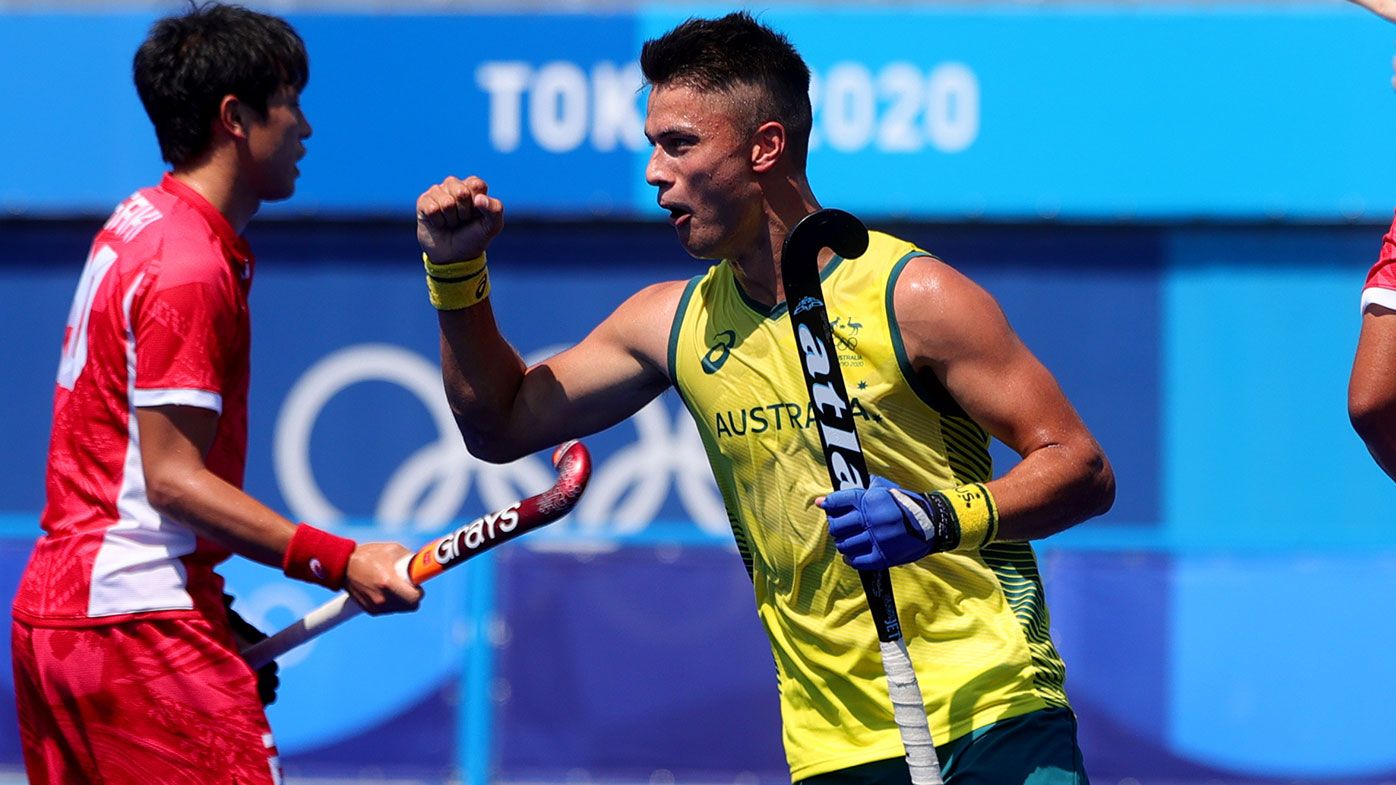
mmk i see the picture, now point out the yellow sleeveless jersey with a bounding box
[668,231,1070,780]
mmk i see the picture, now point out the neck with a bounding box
[729,173,821,309]
[172,148,259,234]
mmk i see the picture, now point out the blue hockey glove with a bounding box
[820,476,997,570]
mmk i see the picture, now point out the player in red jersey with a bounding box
[1350,216,1396,481]
[10,5,423,784]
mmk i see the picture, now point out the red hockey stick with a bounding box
[242,441,591,668]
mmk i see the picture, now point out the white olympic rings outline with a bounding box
[273,343,729,542]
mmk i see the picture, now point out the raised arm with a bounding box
[897,257,1114,541]
[416,176,680,463]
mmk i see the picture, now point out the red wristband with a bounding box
[283,523,356,590]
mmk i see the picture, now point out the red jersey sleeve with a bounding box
[1362,212,1396,314]
[130,258,238,413]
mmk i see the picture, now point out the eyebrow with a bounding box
[646,126,698,145]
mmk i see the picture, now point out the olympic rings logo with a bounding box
[273,344,729,543]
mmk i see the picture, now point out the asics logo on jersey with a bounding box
[701,330,736,374]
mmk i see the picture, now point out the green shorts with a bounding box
[796,708,1089,785]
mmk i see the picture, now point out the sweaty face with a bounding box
[644,84,764,261]
[244,85,312,202]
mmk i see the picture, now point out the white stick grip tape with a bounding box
[242,592,363,670]
[243,556,416,669]
[879,638,944,785]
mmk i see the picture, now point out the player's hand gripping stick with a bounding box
[243,441,591,669]
[781,210,944,785]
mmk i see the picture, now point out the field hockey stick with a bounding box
[243,440,591,669]
[781,210,943,785]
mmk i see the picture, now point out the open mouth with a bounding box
[664,205,690,227]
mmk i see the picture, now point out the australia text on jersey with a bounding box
[713,398,883,439]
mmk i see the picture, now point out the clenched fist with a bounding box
[416,175,505,263]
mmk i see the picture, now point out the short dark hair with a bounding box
[133,3,308,167]
[640,12,813,167]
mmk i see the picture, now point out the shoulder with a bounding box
[600,278,693,368]
[890,253,986,313]
[891,253,1011,364]
[628,278,693,310]
[1365,217,1396,303]
[148,204,234,291]
[868,230,928,265]
[1363,216,1396,311]
[97,188,229,296]
[609,278,693,330]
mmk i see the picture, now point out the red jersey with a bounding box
[13,174,254,627]
[1362,211,1396,313]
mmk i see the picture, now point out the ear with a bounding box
[217,95,249,141]
[751,120,786,174]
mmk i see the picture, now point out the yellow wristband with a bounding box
[423,252,487,280]
[423,252,490,310]
[942,482,998,552]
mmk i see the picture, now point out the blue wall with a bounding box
[2,5,1394,220]
[3,4,1396,784]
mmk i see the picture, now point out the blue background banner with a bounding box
[2,5,1395,220]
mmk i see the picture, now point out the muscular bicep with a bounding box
[472,280,682,459]
[516,307,673,439]
[896,258,1090,458]
[896,257,1113,534]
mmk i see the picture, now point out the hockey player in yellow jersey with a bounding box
[413,12,1114,784]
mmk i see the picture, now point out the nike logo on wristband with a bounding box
[309,558,325,579]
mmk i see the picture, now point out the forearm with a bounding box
[419,175,528,460]
[137,405,419,612]
[145,467,294,566]
[983,439,1114,541]
[419,177,678,463]
[437,304,540,461]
